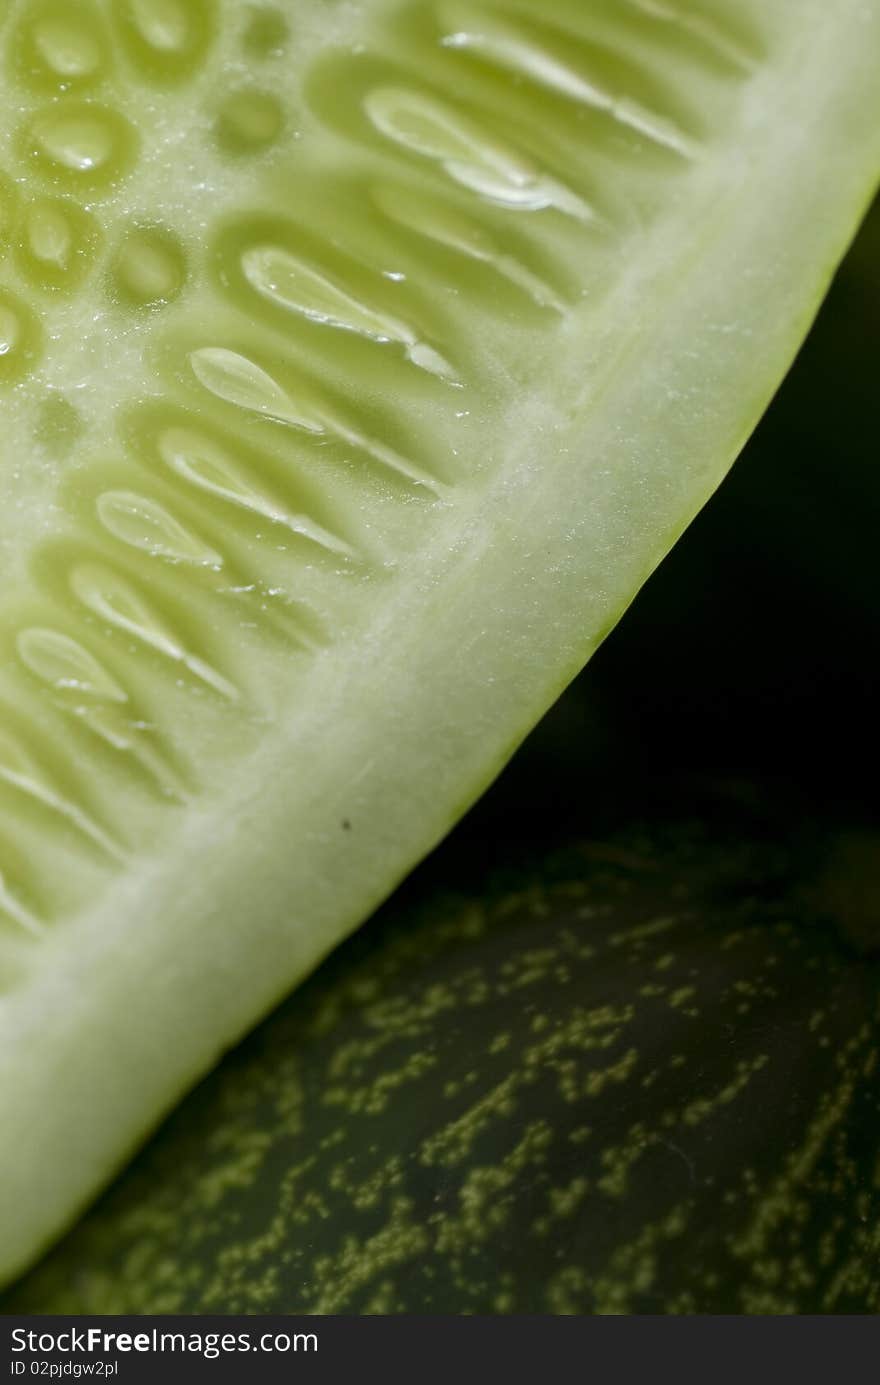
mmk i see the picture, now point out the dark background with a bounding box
[425,197,880,888]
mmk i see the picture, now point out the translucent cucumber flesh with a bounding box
[0,0,878,1284]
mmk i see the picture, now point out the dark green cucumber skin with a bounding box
[5,821,879,1315]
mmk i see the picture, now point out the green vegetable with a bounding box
[7,821,878,1314]
[1,0,878,1285]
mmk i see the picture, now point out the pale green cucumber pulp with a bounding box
[0,0,878,1286]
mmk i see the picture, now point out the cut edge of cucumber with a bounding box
[1,1,879,1286]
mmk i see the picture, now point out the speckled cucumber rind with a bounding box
[6,822,879,1315]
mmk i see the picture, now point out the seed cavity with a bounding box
[97,491,223,567]
[0,291,41,382]
[365,85,596,221]
[437,1,697,159]
[18,198,97,289]
[112,226,187,307]
[624,0,760,70]
[25,201,74,270]
[373,182,567,312]
[28,103,137,186]
[241,244,458,382]
[17,628,128,703]
[0,868,42,938]
[158,427,354,556]
[190,347,325,432]
[243,7,289,59]
[31,13,103,82]
[129,0,191,52]
[216,90,284,155]
[190,347,444,493]
[0,728,124,861]
[16,629,186,798]
[120,0,214,79]
[70,564,239,701]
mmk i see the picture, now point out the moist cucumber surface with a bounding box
[0,0,878,1285]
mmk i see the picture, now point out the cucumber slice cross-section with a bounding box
[0,0,878,1286]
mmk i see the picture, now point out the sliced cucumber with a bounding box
[0,0,878,1285]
